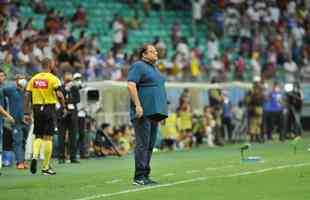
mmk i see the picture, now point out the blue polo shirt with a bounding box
[127,60,168,121]
[265,91,284,112]
[3,85,24,124]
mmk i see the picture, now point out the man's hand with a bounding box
[23,113,31,125]
[62,108,68,118]
[6,114,15,124]
[135,106,143,118]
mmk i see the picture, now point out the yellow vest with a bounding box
[178,111,193,131]
[161,113,178,139]
[26,72,61,105]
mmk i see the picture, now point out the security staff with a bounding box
[286,82,303,137]
[208,77,224,146]
[127,44,168,186]
[245,77,265,142]
[58,72,81,164]
[24,58,66,175]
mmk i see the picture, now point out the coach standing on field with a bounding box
[127,44,168,186]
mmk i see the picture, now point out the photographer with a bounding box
[58,72,81,164]
[208,77,224,146]
[285,82,303,137]
[74,73,88,159]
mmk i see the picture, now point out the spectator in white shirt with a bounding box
[269,4,280,24]
[246,5,260,23]
[112,16,126,53]
[32,37,52,68]
[292,23,305,48]
[210,56,224,79]
[207,35,219,60]
[22,19,37,40]
[225,5,240,37]
[284,56,298,82]
[15,42,32,75]
[287,1,296,15]
[7,15,19,37]
[192,0,205,24]
[176,37,190,62]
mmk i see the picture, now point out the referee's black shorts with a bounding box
[33,104,57,136]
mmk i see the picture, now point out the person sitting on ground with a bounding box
[94,123,115,157]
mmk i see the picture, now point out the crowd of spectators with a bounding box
[0,1,309,82]
[201,0,310,83]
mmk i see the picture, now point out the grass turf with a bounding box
[1,137,310,200]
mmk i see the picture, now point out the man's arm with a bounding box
[68,38,85,54]
[127,81,143,118]
[24,91,31,115]
[23,91,31,124]
[0,105,14,123]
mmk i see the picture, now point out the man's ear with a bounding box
[141,52,146,59]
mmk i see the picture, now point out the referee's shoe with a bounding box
[30,159,37,174]
[42,168,56,176]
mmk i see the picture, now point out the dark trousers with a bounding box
[133,117,158,179]
[77,117,87,157]
[222,117,233,141]
[12,124,26,164]
[58,112,78,160]
[287,107,302,136]
[265,111,284,140]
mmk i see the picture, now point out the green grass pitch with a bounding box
[1,137,310,200]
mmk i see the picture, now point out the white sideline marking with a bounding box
[163,173,175,177]
[73,162,310,200]
[105,179,122,184]
[186,170,200,174]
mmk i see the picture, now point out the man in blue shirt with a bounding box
[0,69,15,176]
[265,82,285,141]
[4,74,28,169]
[127,44,168,186]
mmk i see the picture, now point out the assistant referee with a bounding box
[24,58,66,175]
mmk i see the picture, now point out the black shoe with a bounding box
[42,168,56,176]
[145,177,158,185]
[30,159,37,174]
[58,159,65,164]
[133,178,148,186]
[70,159,80,164]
